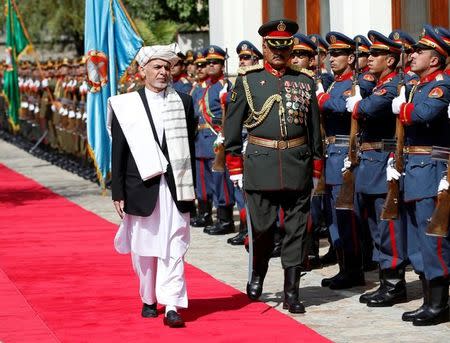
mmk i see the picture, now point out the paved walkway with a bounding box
[1,138,449,342]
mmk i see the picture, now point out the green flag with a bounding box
[3,0,31,132]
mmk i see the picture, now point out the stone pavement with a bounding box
[1,138,449,342]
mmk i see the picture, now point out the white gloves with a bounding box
[438,176,449,193]
[386,156,401,181]
[345,85,362,113]
[392,86,406,115]
[313,177,319,190]
[230,174,243,189]
[219,83,228,99]
[341,156,352,172]
[214,132,225,146]
[316,82,324,96]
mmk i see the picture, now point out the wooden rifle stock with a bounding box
[212,100,227,172]
[426,156,450,237]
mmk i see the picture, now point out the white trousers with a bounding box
[131,252,188,308]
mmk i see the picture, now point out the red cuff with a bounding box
[317,92,330,111]
[352,100,360,120]
[226,153,243,175]
[313,159,323,179]
[399,103,414,125]
[220,92,228,106]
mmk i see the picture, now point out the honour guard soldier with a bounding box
[435,27,450,75]
[171,52,192,94]
[354,35,371,72]
[390,25,450,326]
[224,19,323,313]
[316,32,375,289]
[190,51,214,228]
[309,34,334,91]
[346,31,408,306]
[389,30,418,85]
[227,40,263,246]
[289,33,316,69]
[201,45,236,235]
[184,50,197,83]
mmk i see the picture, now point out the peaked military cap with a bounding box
[258,19,298,49]
[309,34,328,53]
[292,33,316,53]
[389,30,416,52]
[236,40,263,59]
[415,24,450,57]
[368,30,402,53]
[326,32,355,50]
[205,45,227,60]
[354,35,371,54]
[185,50,194,62]
[194,51,207,64]
[435,27,450,47]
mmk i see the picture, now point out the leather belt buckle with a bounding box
[277,140,287,149]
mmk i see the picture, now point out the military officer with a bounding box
[316,32,376,290]
[199,45,236,235]
[390,25,450,326]
[171,52,193,94]
[346,31,408,307]
[309,34,334,91]
[190,51,214,228]
[224,19,322,313]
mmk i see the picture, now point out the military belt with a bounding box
[197,123,209,130]
[248,135,306,150]
[403,146,433,154]
[360,142,384,151]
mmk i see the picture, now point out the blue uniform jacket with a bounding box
[402,71,450,201]
[172,75,192,95]
[355,72,399,194]
[318,71,375,185]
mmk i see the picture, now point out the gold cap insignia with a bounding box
[294,37,299,45]
[242,43,248,51]
[311,36,317,43]
[355,37,361,43]
[208,47,215,54]
[369,34,375,42]
[277,21,286,32]
[393,32,400,40]
[330,35,337,44]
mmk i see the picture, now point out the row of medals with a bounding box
[284,80,311,125]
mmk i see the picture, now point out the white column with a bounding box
[209,0,263,75]
[329,0,392,37]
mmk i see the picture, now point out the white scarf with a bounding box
[107,88,195,202]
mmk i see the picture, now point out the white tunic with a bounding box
[114,87,190,259]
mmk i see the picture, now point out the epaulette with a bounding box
[238,64,264,75]
[288,65,314,78]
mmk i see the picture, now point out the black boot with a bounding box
[367,267,407,307]
[282,266,306,313]
[207,206,235,235]
[321,247,344,287]
[402,274,428,322]
[227,215,247,245]
[270,227,283,258]
[360,268,386,304]
[328,253,365,290]
[246,260,269,301]
[189,204,198,226]
[320,245,337,266]
[413,277,449,326]
[191,200,213,227]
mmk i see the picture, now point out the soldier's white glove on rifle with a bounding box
[316,82,324,96]
[230,174,243,189]
[219,83,228,99]
[392,85,406,114]
[213,132,225,147]
[345,85,362,113]
[438,176,449,193]
[386,155,401,181]
[341,156,352,172]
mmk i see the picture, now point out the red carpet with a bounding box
[0,164,330,343]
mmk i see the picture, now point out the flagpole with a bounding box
[10,0,55,103]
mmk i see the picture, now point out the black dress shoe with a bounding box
[367,282,407,307]
[227,231,247,245]
[328,271,365,290]
[207,221,235,235]
[141,303,158,318]
[163,310,185,328]
[321,271,343,287]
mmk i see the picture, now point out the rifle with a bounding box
[335,39,361,210]
[212,48,228,172]
[426,147,450,237]
[380,45,406,220]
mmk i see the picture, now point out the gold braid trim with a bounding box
[238,64,264,75]
[242,75,285,132]
[288,65,315,78]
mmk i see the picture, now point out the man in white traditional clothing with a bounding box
[108,43,197,328]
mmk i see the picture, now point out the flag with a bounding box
[2,0,31,132]
[84,0,143,187]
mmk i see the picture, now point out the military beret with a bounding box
[389,30,416,52]
[236,40,263,59]
[258,19,298,49]
[292,33,316,53]
[367,30,402,53]
[205,45,227,60]
[354,35,371,54]
[416,24,450,57]
[309,34,328,53]
[326,32,355,50]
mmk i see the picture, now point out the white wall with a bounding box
[209,0,263,75]
[329,0,392,37]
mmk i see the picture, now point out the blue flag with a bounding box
[84,0,143,187]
